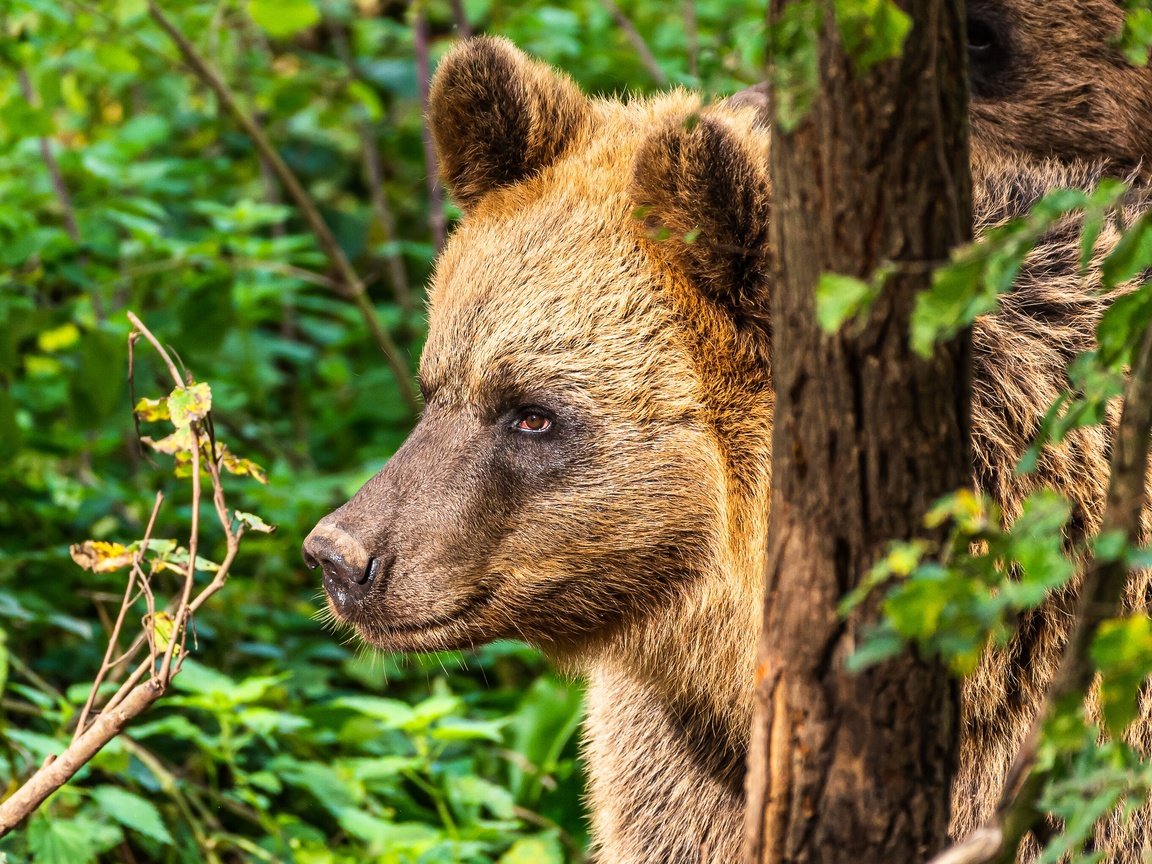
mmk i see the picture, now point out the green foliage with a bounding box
[0,0,762,860]
[911,180,1130,357]
[1117,0,1152,65]
[843,490,1077,676]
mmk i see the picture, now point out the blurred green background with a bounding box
[0,1,763,861]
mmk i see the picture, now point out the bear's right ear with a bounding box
[428,37,591,212]
[631,113,772,323]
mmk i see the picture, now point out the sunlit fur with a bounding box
[309,36,1152,864]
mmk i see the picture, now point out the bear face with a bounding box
[303,37,774,660]
[968,0,1152,171]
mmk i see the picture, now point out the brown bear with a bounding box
[731,1,1152,173]
[966,0,1152,173]
[302,37,1151,864]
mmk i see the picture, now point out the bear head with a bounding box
[302,37,774,659]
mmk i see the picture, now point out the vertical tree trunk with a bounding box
[744,2,972,862]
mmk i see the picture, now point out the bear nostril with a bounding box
[358,557,375,585]
[302,549,319,570]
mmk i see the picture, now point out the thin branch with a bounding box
[0,679,165,834]
[931,320,1152,864]
[598,0,668,87]
[413,2,447,253]
[325,16,414,315]
[145,1,418,414]
[683,0,698,81]
[74,491,164,739]
[449,0,473,37]
[18,70,81,245]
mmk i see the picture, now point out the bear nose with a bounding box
[302,523,379,615]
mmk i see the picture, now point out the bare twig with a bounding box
[74,491,164,739]
[145,1,418,413]
[930,321,1152,864]
[598,0,668,87]
[412,2,447,253]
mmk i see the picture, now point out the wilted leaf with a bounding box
[167,382,212,427]
[134,396,169,422]
[217,442,268,483]
[235,510,276,533]
[70,540,135,573]
[142,426,195,456]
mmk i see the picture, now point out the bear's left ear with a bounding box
[631,113,772,321]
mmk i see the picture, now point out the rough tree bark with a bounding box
[744,2,972,862]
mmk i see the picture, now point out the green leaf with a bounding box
[450,774,517,819]
[500,833,565,864]
[91,786,174,845]
[1091,616,1152,736]
[1101,212,1152,287]
[815,273,877,332]
[768,0,822,131]
[28,815,122,864]
[247,0,320,38]
[332,695,416,727]
[834,0,913,72]
[1096,286,1152,367]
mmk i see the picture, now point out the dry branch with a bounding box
[0,312,262,835]
[145,1,418,413]
[413,3,447,253]
[598,0,668,86]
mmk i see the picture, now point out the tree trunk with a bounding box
[744,2,972,862]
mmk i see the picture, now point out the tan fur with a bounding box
[304,36,1152,864]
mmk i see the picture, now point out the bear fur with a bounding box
[967,0,1152,173]
[303,36,1152,864]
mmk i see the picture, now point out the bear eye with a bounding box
[967,17,997,55]
[512,410,553,434]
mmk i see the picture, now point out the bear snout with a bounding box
[302,521,390,616]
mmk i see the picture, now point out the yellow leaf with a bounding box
[142,426,196,456]
[218,442,268,484]
[37,323,80,353]
[134,396,170,422]
[69,540,134,573]
[147,611,177,652]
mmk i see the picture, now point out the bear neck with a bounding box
[577,414,771,863]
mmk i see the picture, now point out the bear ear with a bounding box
[428,36,591,212]
[631,113,772,321]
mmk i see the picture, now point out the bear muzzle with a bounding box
[302,520,392,617]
